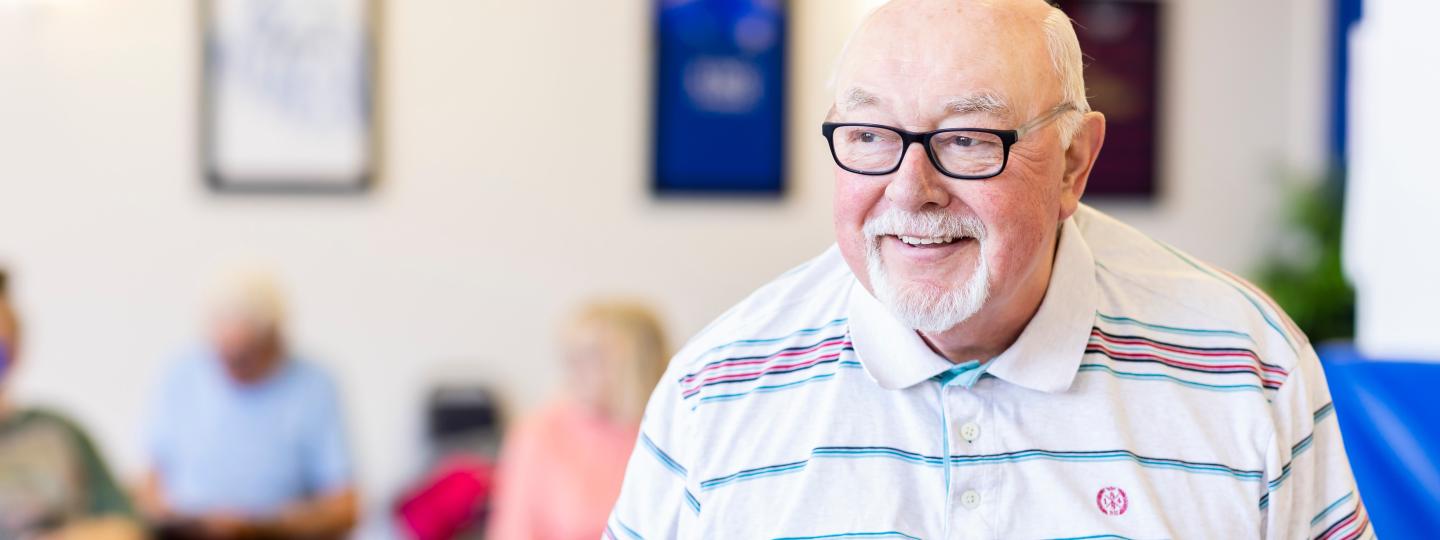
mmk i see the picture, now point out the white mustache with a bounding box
[862,209,987,241]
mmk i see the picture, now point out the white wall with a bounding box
[0,0,1327,531]
[1345,0,1440,360]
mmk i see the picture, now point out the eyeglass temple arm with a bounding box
[1014,103,1079,139]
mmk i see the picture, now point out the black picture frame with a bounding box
[200,0,380,195]
[1055,0,1163,199]
[651,0,788,197]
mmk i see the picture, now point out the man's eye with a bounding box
[948,135,977,147]
[855,131,883,143]
[939,133,997,150]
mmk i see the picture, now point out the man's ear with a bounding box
[1058,111,1106,221]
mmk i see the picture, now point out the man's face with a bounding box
[211,316,281,385]
[832,0,1078,333]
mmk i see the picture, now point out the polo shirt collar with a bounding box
[848,216,1099,393]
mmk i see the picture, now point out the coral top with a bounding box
[485,401,639,540]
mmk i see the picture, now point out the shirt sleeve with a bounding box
[303,369,354,494]
[144,359,183,477]
[606,358,697,539]
[1261,343,1374,539]
[64,416,136,517]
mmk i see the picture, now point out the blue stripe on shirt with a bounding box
[639,432,687,477]
[1096,312,1254,344]
[1264,402,1339,494]
[1151,241,1298,353]
[1311,491,1355,527]
[696,361,862,406]
[1077,363,1266,393]
[773,532,922,540]
[684,488,701,514]
[688,318,849,368]
[700,446,1263,491]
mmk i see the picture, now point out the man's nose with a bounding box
[884,142,952,211]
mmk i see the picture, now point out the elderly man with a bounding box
[138,272,357,540]
[608,1,1369,538]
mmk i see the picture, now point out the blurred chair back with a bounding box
[1319,344,1440,537]
[428,385,502,459]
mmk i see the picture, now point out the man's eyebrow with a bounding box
[943,93,1010,116]
[840,87,879,111]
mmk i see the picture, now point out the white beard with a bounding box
[863,209,991,333]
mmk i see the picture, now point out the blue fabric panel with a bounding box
[1318,344,1440,537]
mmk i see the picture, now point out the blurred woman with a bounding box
[0,269,141,540]
[486,301,668,540]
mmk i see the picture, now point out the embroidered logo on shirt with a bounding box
[1097,486,1128,516]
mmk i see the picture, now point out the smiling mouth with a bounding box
[891,234,974,248]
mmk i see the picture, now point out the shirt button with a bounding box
[960,421,981,442]
[961,489,982,509]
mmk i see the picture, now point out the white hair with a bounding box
[209,268,287,332]
[1041,5,1091,146]
[832,1,1092,146]
[863,209,991,332]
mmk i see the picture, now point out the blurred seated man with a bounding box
[137,271,357,540]
[0,268,142,540]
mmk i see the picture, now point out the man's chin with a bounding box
[869,258,991,332]
[890,297,987,333]
[879,267,972,295]
[886,280,951,302]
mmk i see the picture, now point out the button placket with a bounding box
[946,385,988,530]
[976,387,1003,538]
[951,383,997,540]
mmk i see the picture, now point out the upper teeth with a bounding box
[899,235,957,245]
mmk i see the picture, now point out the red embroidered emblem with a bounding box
[1097,486,1128,516]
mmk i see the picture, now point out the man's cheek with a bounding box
[833,187,871,232]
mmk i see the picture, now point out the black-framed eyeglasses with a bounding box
[821,103,1076,180]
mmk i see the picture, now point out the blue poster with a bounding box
[654,0,787,195]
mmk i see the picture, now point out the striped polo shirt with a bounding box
[608,205,1371,540]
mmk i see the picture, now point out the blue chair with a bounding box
[1318,344,1440,538]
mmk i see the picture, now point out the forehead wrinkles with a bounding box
[841,51,1012,125]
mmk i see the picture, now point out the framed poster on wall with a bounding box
[653,0,787,196]
[1056,0,1162,198]
[202,0,377,194]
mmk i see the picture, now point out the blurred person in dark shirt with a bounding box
[136,270,357,540]
[0,268,142,540]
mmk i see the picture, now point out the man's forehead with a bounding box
[838,86,1013,117]
[849,0,1051,49]
[832,0,1055,112]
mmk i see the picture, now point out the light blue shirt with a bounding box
[147,348,353,517]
